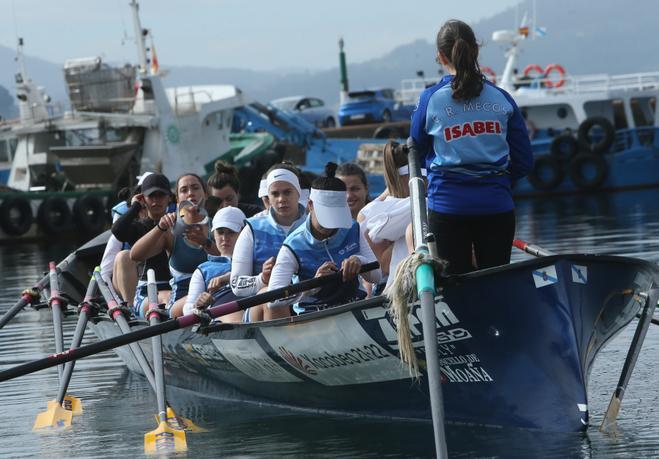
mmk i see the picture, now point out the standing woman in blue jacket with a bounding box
[411,19,533,274]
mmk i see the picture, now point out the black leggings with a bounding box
[428,210,516,275]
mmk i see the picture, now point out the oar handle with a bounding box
[513,239,554,257]
[192,261,381,326]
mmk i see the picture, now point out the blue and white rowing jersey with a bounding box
[411,75,533,215]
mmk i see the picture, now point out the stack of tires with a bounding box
[0,194,108,238]
[527,117,615,192]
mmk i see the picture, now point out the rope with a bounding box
[385,252,446,377]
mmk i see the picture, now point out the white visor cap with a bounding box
[266,169,301,196]
[258,179,268,198]
[309,188,352,229]
[211,206,246,233]
[299,189,310,207]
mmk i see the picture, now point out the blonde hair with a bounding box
[383,141,409,198]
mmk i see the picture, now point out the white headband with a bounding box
[398,165,427,176]
[266,169,302,196]
[258,179,268,198]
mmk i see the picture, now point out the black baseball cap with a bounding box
[141,173,171,197]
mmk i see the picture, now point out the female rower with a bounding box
[229,163,307,322]
[131,172,213,317]
[206,160,261,218]
[183,206,246,321]
[266,162,381,319]
[359,141,415,292]
[337,162,369,219]
[410,19,533,274]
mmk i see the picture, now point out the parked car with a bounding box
[338,88,397,126]
[269,96,336,128]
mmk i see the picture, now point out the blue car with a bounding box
[269,96,336,128]
[338,88,397,126]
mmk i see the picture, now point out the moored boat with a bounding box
[48,230,659,432]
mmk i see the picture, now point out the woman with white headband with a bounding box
[358,140,419,292]
[229,163,307,321]
[266,162,381,319]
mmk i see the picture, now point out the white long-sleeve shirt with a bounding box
[361,197,411,289]
[100,234,124,283]
[267,227,381,309]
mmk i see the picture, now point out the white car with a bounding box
[269,96,336,128]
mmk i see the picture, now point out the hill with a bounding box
[1,0,658,111]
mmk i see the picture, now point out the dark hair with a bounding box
[264,161,301,178]
[299,171,317,190]
[175,173,208,199]
[312,162,346,192]
[207,160,240,193]
[336,162,369,191]
[437,19,483,100]
[383,141,410,198]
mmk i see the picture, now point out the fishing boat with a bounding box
[38,230,658,432]
[0,1,273,241]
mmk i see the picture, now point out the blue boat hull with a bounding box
[81,253,658,432]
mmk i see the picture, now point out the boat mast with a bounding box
[129,0,149,76]
[493,13,529,93]
[338,37,349,104]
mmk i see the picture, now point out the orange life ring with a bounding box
[543,64,566,88]
[523,64,545,79]
[481,66,496,84]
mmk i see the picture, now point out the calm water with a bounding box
[2,189,659,458]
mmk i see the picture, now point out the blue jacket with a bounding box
[411,75,533,215]
[246,205,306,275]
[283,217,362,306]
[197,255,232,287]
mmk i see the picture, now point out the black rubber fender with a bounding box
[526,155,565,190]
[73,195,107,236]
[0,197,34,236]
[578,117,615,154]
[37,197,72,234]
[568,152,608,190]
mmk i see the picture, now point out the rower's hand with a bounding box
[315,261,338,278]
[340,256,361,282]
[261,256,276,285]
[207,273,230,292]
[131,193,146,208]
[158,212,177,231]
[184,224,207,246]
[194,292,213,310]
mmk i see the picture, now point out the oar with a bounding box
[601,286,659,433]
[0,273,49,330]
[91,269,203,434]
[47,262,67,382]
[144,269,187,454]
[406,137,448,459]
[0,261,379,383]
[513,239,659,326]
[34,275,99,430]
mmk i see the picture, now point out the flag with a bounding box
[150,42,159,75]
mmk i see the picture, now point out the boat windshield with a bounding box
[270,99,299,111]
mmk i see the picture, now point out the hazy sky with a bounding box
[0,0,521,71]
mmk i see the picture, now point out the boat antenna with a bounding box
[129,0,149,76]
[338,37,349,104]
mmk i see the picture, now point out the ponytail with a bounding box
[437,20,483,101]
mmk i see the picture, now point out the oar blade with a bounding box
[33,402,73,430]
[600,394,621,433]
[165,406,208,433]
[144,421,187,454]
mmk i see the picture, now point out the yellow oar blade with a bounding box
[165,406,208,433]
[47,396,83,416]
[144,421,187,454]
[33,402,73,430]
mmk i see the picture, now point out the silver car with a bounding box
[269,96,337,128]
